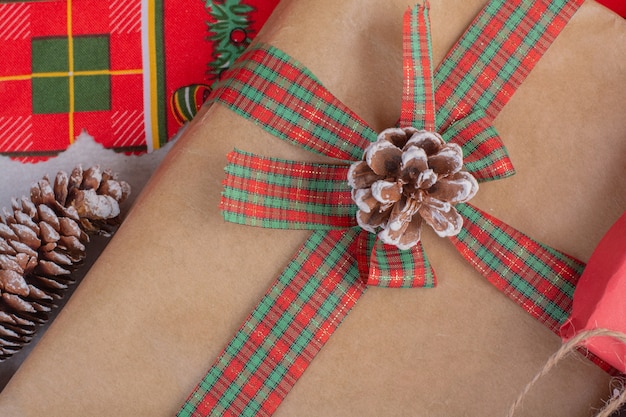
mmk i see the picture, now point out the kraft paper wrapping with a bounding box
[0,0,624,416]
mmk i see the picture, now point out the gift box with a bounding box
[0,0,625,416]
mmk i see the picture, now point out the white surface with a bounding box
[0,131,177,212]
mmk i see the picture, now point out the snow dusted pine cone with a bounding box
[0,166,130,360]
[348,128,478,250]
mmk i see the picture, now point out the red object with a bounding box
[0,0,280,162]
[560,211,626,373]
[596,0,626,18]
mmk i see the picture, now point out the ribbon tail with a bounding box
[355,230,436,288]
[178,229,366,417]
[400,2,436,131]
[221,150,356,229]
[450,203,584,333]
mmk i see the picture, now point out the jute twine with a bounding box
[507,328,626,417]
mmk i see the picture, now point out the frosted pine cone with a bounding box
[348,128,478,250]
[0,166,130,360]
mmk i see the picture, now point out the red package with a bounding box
[560,211,626,373]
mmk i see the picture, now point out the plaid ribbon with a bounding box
[180,0,591,415]
[181,229,366,416]
[401,4,435,130]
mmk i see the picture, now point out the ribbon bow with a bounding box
[217,4,521,289]
[179,1,602,416]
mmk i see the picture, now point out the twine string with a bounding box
[507,328,626,417]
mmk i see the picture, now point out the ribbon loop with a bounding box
[209,45,377,162]
[441,109,515,182]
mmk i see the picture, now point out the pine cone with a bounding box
[0,166,130,360]
[348,128,478,250]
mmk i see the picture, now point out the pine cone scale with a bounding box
[9,241,37,258]
[37,205,60,230]
[0,255,21,273]
[0,270,29,296]
[427,144,463,175]
[36,259,71,277]
[41,250,73,266]
[58,217,81,238]
[11,224,40,250]
[32,276,69,291]
[2,293,37,314]
[0,325,22,340]
[347,161,384,190]
[39,222,60,244]
[0,224,17,241]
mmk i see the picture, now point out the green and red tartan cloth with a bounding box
[178,0,618,416]
[0,0,279,162]
[0,0,621,163]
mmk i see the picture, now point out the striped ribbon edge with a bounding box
[178,229,366,417]
[208,44,376,162]
[450,203,582,333]
[221,149,355,230]
[434,0,585,132]
[400,2,436,131]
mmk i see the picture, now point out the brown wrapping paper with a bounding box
[1,0,625,415]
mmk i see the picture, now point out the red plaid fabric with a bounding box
[355,231,436,288]
[440,110,513,181]
[451,203,583,333]
[0,0,279,161]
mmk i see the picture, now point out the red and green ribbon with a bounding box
[179,1,597,415]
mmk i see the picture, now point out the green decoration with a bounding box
[204,0,254,79]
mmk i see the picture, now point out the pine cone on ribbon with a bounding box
[348,128,478,250]
[0,166,130,360]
